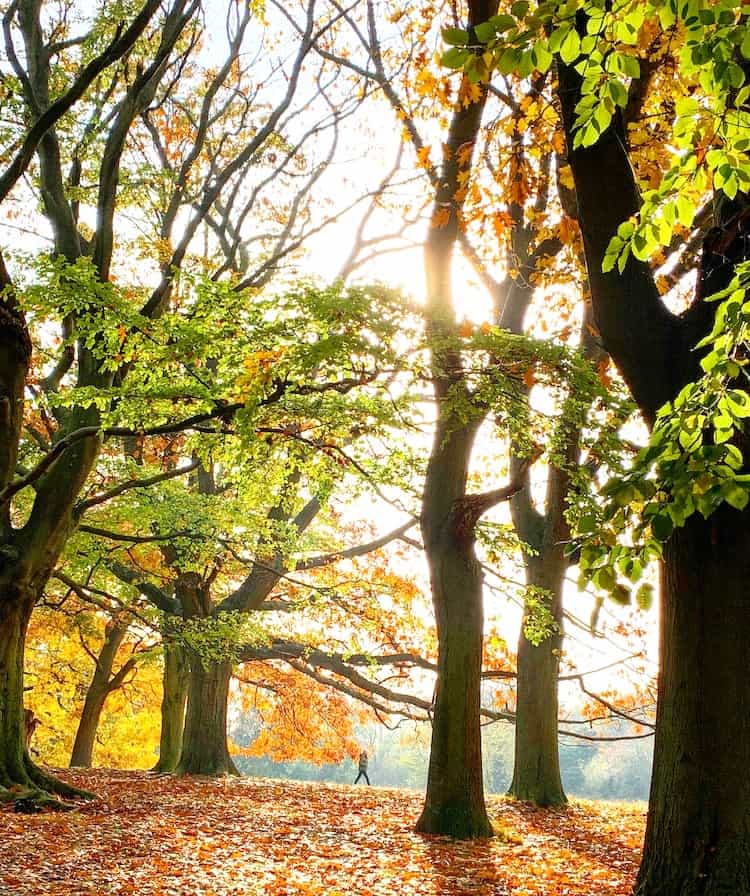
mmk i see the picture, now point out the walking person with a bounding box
[354,748,370,785]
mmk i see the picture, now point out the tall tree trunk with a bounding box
[70,619,128,768]
[508,551,566,806]
[635,509,750,895]
[414,0,499,838]
[177,656,238,776]
[417,540,492,837]
[154,640,188,773]
[416,419,493,838]
[0,591,33,796]
[557,42,750,893]
[0,586,86,803]
[507,320,597,807]
[69,685,108,769]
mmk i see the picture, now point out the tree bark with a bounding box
[69,683,108,769]
[416,418,494,838]
[508,547,566,806]
[70,619,128,768]
[507,316,599,807]
[176,655,238,776]
[154,640,188,773]
[0,585,87,803]
[634,509,750,896]
[412,0,499,839]
[557,44,750,894]
[0,592,33,796]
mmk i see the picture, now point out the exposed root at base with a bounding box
[25,758,96,800]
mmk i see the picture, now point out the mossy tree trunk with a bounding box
[154,639,189,773]
[174,573,239,776]
[177,655,238,776]
[417,418,493,838]
[507,538,566,807]
[0,592,34,797]
[507,320,597,808]
[635,510,750,895]
[412,0,503,840]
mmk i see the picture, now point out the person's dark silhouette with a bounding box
[354,749,370,785]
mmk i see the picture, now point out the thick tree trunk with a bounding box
[154,641,188,773]
[416,419,493,839]
[414,0,497,836]
[635,509,750,896]
[416,539,493,837]
[0,587,87,804]
[508,555,566,806]
[0,592,33,796]
[176,655,238,776]
[557,44,750,893]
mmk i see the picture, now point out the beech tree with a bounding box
[311,0,630,830]
[0,0,356,805]
[463,0,750,890]
[0,0,190,806]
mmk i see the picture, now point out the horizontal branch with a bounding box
[2,371,373,507]
[77,525,193,544]
[294,519,418,571]
[243,638,654,742]
[75,460,199,514]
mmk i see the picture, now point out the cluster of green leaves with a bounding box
[20,257,415,435]
[575,262,750,603]
[42,263,424,637]
[522,585,561,645]
[440,324,606,456]
[443,0,750,269]
[174,611,269,666]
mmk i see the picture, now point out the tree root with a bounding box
[0,758,96,811]
[24,756,96,800]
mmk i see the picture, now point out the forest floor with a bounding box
[0,769,644,896]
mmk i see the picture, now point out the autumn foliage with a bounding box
[0,770,644,896]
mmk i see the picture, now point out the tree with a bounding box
[467,1,750,890]
[0,0,352,804]
[0,0,186,805]
[306,0,629,829]
[69,614,142,768]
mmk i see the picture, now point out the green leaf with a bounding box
[651,512,674,541]
[722,482,750,510]
[490,14,518,31]
[594,566,616,591]
[442,47,470,69]
[578,513,598,535]
[635,582,654,611]
[611,583,631,605]
[442,27,470,46]
[619,54,640,79]
[531,40,553,73]
[498,47,522,74]
[560,28,581,64]
[608,79,628,108]
[727,389,750,417]
[548,26,568,55]
[475,21,496,43]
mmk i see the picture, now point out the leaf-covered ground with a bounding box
[0,769,644,895]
